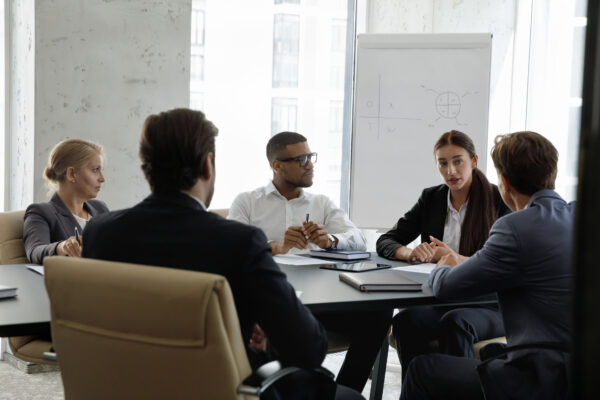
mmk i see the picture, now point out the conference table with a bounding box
[277,253,497,400]
[0,256,494,400]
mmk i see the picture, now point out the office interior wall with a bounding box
[5,0,35,211]
[32,0,191,209]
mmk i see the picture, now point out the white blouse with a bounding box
[442,190,468,253]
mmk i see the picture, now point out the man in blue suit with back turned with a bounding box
[401,131,574,400]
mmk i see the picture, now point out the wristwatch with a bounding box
[327,234,338,249]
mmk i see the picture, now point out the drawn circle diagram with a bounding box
[435,92,461,118]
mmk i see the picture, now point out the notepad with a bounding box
[339,270,422,292]
[309,249,371,261]
[0,284,17,299]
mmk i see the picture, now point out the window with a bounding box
[271,98,297,136]
[191,6,205,47]
[190,91,204,111]
[522,0,586,201]
[191,0,352,209]
[272,14,300,88]
[190,54,204,81]
[331,19,346,53]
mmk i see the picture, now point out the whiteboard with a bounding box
[349,34,492,229]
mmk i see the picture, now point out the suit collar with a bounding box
[50,192,103,217]
[144,191,206,211]
[527,189,564,208]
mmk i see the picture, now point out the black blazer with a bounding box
[376,184,510,259]
[23,193,109,264]
[82,192,327,370]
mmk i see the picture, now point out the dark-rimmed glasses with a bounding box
[277,152,318,167]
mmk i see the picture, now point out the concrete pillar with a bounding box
[7,0,191,210]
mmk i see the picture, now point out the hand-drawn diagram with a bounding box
[359,75,422,140]
[421,85,480,126]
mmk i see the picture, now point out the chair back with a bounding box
[0,210,28,265]
[210,208,230,218]
[44,256,252,400]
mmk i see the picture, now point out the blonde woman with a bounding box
[23,139,108,264]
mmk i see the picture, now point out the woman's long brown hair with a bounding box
[434,130,496,256]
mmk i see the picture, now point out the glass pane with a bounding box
[190,0,350,209]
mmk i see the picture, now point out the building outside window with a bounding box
[190,0,351,209]
[271,98,297,136]
[272,14,300,89]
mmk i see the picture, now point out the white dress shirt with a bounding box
[228,181,366,253]
[442,190,468,253]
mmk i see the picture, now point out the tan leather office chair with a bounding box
[45,256,324,400]
[211,208,230,218]
[0,210,55,366]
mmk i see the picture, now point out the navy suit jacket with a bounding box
[429,189,574,399]
[23,193,108,264]
[376,183,510,259]
[82,191,327,370]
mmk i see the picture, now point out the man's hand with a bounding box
[270,226,308,254]
[302,221,332,249]
[430,236,468,267]
[249,324,268,352]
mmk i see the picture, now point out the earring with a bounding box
[71,180,75,183]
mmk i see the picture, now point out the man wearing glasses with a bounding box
[229,131,390,393]
[229,131,366,255]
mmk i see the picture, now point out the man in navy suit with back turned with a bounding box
[82,108,363,400]
[400,131,574,400]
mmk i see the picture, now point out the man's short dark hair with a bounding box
[266,131,307,163]
[139,108,218,192]
[491,131,558,195]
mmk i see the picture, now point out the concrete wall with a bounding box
[6,0,35,210]
[32,0,191,209]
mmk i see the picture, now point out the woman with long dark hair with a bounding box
[376,130,510,377]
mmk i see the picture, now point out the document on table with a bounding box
[273,254,337,266]
[393,263,436,275]
[26,265,45,275]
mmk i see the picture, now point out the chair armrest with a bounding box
[237,361,335,396]
[479,342,569,365]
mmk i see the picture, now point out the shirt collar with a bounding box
[265,180,306,200]
[446,190,468,213]
[181,191,207,210]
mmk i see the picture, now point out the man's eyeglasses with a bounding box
[277,152,318,167]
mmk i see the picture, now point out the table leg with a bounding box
[369,338,389,400]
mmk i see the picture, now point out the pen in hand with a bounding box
[74,227,81,245]
[304,213,310,239]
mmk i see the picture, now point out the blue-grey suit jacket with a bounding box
[23,193,109,264]
[428,189,574,399]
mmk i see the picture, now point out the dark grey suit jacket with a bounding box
[23,193,108,264]
[429,189,574,399]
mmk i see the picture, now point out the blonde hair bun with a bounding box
[44,139,103,184]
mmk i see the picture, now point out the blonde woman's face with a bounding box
[73,154,105,199]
